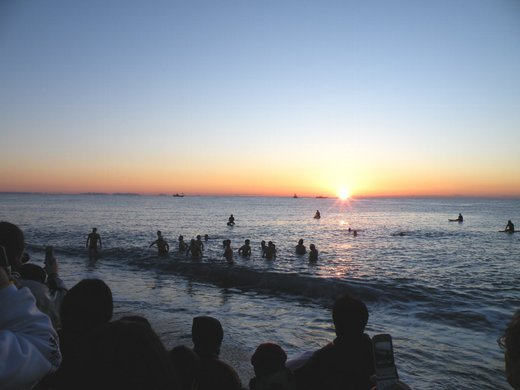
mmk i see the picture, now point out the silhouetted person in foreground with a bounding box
[40,278,114,389]
[86,227,102,260]
[500,309,520,388]
[82,317,178,390]
[191,316,242,390]
[150,231,169,257]
[0,221,62,389]
[294,294,374,390]
[505,220,515,233]
[249,342,294,390]
[295,239,306,255]
[309,244,318,262]
[239,239,251,258]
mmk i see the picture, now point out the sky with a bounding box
[1,0,519,197]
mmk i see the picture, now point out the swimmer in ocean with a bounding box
[224,239,233,263]
[261,240,267,258]
[186,238,202,259]
[196,235,204,252]
[86,227,102,261]
[314,210,321,219]
[505,220,515,233]
[150,230,169,257]
[265,241,276,260]
[295,239,306,255]
[309,244,318,262]
[227,214,235,226]
[178,235,187,254]
[238,239,251,258]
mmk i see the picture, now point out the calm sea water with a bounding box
[1,194,519,389]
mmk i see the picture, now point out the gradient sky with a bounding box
[1,0,519,197]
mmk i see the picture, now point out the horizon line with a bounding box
[1,191,519,200]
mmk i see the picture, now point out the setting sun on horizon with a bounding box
[1,1,520,198]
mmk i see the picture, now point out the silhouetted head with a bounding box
[503,310,520,388]
[261,240,266,246]
[179,235,184,241]
[157,230,162,236]
[93,228,97,233]
[251,343,287,377]
[332,294,369,338]
[85,318,175,390]
[204,234,209,240]
[197,235,201,240]
[0,221,25,271]
[192,316,224,356]
[310,244,316,251]
[61,278,113,334]
[245,239,250,244]
[298,239,304,245]
[19,263,47,284]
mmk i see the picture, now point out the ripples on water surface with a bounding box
[1,194,519,389]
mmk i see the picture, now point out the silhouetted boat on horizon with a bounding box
[172,193,185,197]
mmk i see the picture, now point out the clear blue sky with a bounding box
[1,0,519,196]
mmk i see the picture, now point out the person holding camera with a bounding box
[0,221,62,390]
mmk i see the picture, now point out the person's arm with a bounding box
[0,268,62,390]
[149,240,156,248]
[98,236,102,249]
[86,235,90,248]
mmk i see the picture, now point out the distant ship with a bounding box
[315,195,328,199]
[293,194,298,198]
[172,193,185,197]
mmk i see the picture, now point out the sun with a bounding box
[338,187,351,200]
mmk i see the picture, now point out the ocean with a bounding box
[1,194,518,389]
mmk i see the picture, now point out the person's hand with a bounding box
[0,267,11,289]
[44,256,58,276]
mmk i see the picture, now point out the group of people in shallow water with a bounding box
[147,228,321,264]
[3,220,520,389]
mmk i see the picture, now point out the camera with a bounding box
[372,333,399,390]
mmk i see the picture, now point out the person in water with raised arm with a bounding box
[505,220,515,233]
[86,227,102,260]
[149,230,169,257]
